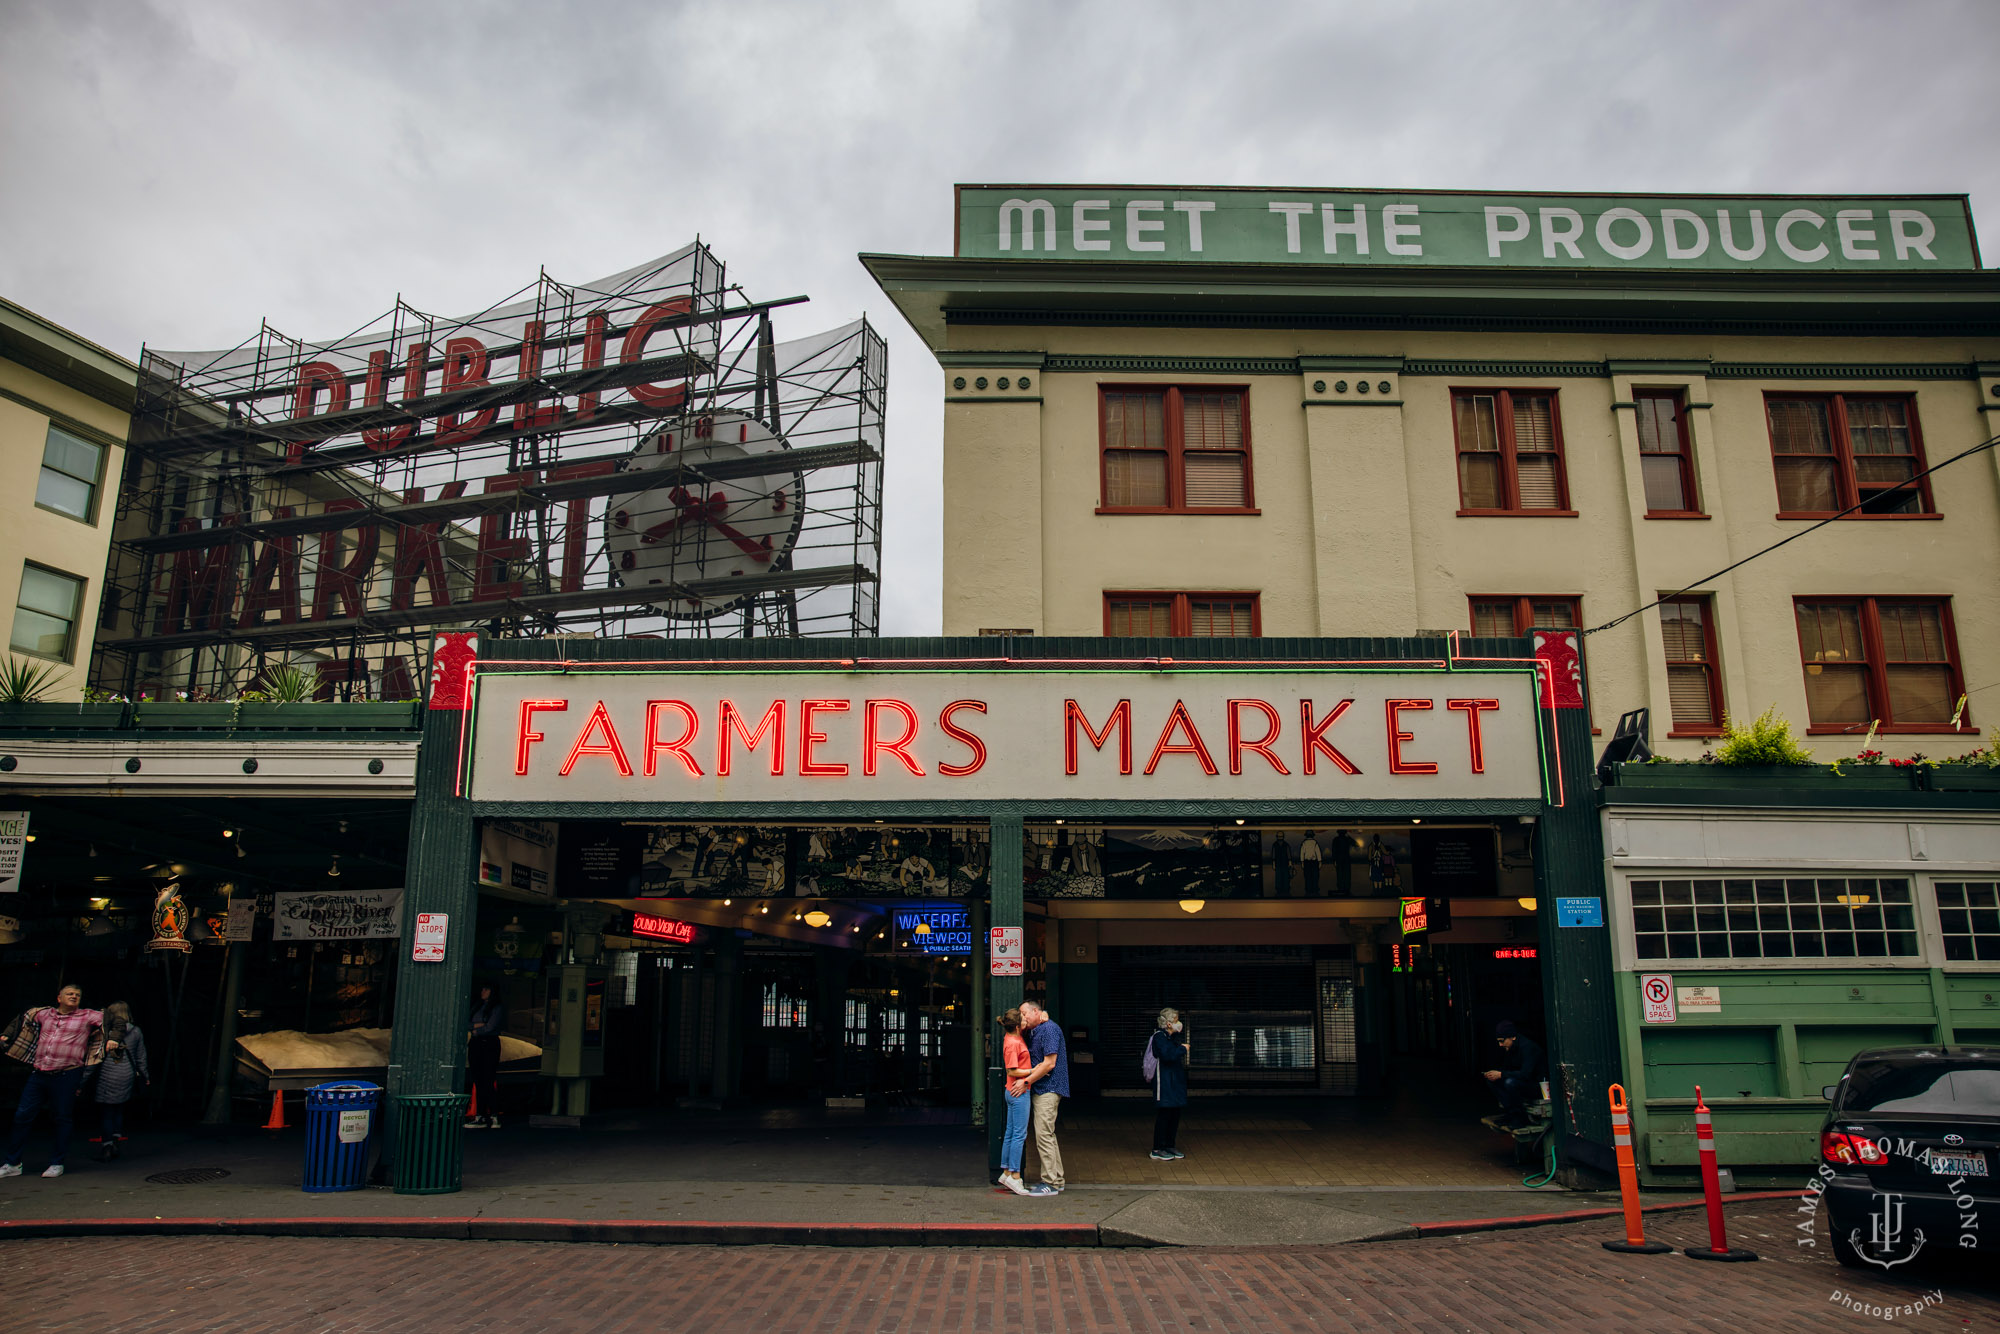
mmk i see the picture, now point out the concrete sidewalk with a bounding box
[0,1115,1782,1248]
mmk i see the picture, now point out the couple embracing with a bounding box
[995,1001,1068,1196]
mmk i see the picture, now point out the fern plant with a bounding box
[1713,706,1815,767]
[0,656,66,703]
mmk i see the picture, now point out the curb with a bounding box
[1409,1190,1800,1238]
[0,1216,1106,1248]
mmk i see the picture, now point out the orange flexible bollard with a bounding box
[1602,1083,1671,1254]
[468,1085,479,1117]
[261,1090,287,1130]
[1684,1085,1758,1262]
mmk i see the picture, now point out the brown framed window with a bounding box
[1659,596,1723,734]
[1766,394,1933,517]
[1451,389,1571,514]
[1105,592,1260,637]
[1795,597,1966,732]
[1099,386,1253,513]
[1635,391,1701,515]
[1469,595,1581,640]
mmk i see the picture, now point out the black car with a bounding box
[1819,1045,2000,1269]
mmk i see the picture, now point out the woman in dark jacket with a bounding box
[92,1002,148,1161]
[1148,1007,1188,1161]
[465,985,506,1130]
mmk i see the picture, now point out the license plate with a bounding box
[1928,1150,1988,1177]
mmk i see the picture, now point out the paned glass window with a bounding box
[1766,394,1931,515]
[1796,597,1963,730]
[1635,391,1699,513]
[1630,877,1919,961]
[36,425,104,522]
[9,563,83,661]
[1452,389,1569,513]
[1107,592,1258,637]
[1100,387,1251,511]
[1659,596,1722,732]
[1935,882,2000,963]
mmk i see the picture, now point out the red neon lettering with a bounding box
[163,515,240,633]
[643,700,703,778]
[799,699,850,777]
[863,699,925,777]
[620,299,695,409]
[1300,699,1361,776]
[560,700,634,777]
[1226,699,1290,776]
[631,913,696,944]
[1385,699,1439,775]
[289,360,351,462]
[512,320,562,432]
[516,699,568,775]
[436,337,498,444]
[238,507,301,626]
[936,700,989,777]
[1447,698,1502,775]
[1145,700,1219,776]
[474,470,536,602]
[1064,699,1132,776]
[574,314,609,421]
[360,349,416,451]
[391,481,468,609]
[718,700,785,776]
[312,499,380,622]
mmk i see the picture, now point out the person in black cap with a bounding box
[1482,1021,1545,1128]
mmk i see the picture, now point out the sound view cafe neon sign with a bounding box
[630,912,697,945]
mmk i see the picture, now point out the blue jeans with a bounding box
[7,1067,87,1166]
[1000,1089,1029,1173]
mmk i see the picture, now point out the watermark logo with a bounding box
[1854,1191,1923,1269]
[1828,1289,1945,1322]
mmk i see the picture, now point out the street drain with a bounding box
[145,1168,231,1185]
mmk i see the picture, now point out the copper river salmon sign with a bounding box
[467,668,1547,805]
[953,186,1979,272]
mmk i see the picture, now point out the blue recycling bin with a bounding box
[302,1081,380,1193]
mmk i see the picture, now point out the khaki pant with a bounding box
[1031,1091,1064,1188]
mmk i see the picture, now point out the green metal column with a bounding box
[986,815,1023,1171]
[383,702,479,1176]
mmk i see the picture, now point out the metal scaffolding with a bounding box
[93,244,886,700]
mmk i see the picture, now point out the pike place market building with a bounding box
[855,186,2000,1186]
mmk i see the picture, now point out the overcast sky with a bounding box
[4,0,1996,635]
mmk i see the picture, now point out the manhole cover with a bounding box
[145,1168,231,1185]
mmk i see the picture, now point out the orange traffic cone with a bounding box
[468,1086,479,1117]
[262,1091,287,1130]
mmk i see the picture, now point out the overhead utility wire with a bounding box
[1582,430,2000,638]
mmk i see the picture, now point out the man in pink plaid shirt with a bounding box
[3,984,108,1178]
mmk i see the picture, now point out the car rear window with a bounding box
[1842,1060,2000,1115]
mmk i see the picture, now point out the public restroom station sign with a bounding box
[954,187,1978,272]
[469,670,1543,804]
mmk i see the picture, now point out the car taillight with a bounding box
[1821,1130,1886,1165]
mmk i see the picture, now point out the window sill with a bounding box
[1096,507,1262,517]
[1806,725,1976,736]
[1455,509,1579,519]
[1644,512,1710,521]
[1774,511,1942,521]
[32,501,99,525]
[1667,729,1724,739]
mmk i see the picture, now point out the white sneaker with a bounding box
[41,1165,63,1177]
[0,1163,20,1178]
[1001,1174,1029,1196]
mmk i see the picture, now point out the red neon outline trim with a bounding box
[1385,699,1439,775]
[1064,699,1132,775]
[643,700,703,778]
[1446,698,1501,775]
[1300,698,1360,775]
[862,699,925,778]
[936,700,989,777]
[718,699,785,777]
[515,699,568,775]
[798,699,850,777]
[1144,700,1219,776]
[559,700,633,778]
[1226,698,1289,776]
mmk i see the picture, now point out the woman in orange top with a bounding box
[997,1008,1034,1196]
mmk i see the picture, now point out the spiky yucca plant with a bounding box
[0,656,67,703]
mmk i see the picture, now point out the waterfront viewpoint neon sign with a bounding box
[467,666,1550,805]
[954,187,1979,272]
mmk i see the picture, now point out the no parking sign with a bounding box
[1640,973,1676,1024]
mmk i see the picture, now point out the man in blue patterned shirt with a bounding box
[1019,1000,1070,1195]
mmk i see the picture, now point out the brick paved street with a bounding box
[3,1200,1995,1333]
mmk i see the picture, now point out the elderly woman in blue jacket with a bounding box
[1148,1007,1188,1161]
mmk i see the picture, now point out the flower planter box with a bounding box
[0,702,130,731]
[1611,763,1915,791]
[233,701,422,732]
[132,703,245,731]
[1929,768,2000,792]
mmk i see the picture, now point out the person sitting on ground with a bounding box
[2,984,109,1178]
[1148,1007,1188,1161]
[91,1002,149,1161]
[1482,1020,1545,1128]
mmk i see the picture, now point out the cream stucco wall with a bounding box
[0,357,129,699]
[939,326,2000,761]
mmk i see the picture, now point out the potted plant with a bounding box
[1930,728,2000,792]
[233,665,422,731]
[1614,708,1913,789]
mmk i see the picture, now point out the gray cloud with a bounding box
[5,0,1996,633]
